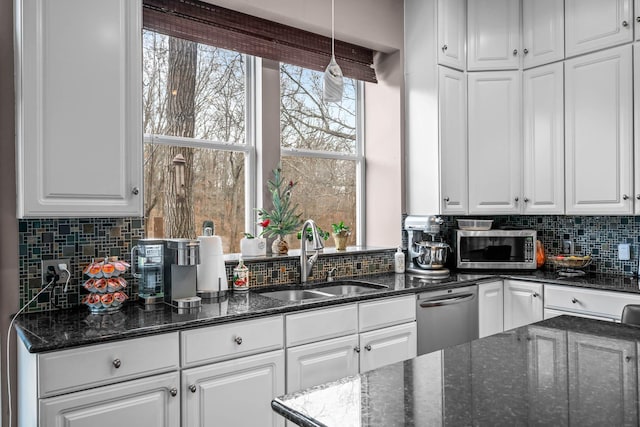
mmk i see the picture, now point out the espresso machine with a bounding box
[163,239,202,309]
[404,215,450,277]
[131,239,165,306]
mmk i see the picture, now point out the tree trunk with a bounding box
[164,38,197,238]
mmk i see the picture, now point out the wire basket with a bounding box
[548,255,592,276]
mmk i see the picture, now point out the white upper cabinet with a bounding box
[437,0,466,70]
[15,0,143,218]
[467,0,521,71]
[467,71,522,214]
[522,0,564,69]
[439,66,468,215]
[635,0,640,40]
[522,62,565,214]
[565,45,633,215]
[565,0,633,58]
[635,44,640,212]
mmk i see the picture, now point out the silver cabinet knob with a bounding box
[170,388,178,397]
[442,44,448,51]
[637,16,640,23]
[623,20,629,27]
[189,384,197,393]
[365,344,372,351]
[523,48,529,54]
[234,336,243,345]
[571,298,578,304]
[524,197,529,203]
[623,194,629,200]
[131,187,140,195]
[636,194,640,200]
[354,346,361,353]
[532,292,539,298]
[513,49,518,56]
[515,197,519,202]
[444,197,450,203]
[113,359,122,369]
[626,356,633,362]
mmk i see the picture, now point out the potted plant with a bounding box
[256,166,302,255]
[297,226,330,251]
[331,221,351,251]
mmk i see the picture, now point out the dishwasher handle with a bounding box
[419,293,475,308]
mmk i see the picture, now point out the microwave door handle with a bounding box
[419,293,475,308]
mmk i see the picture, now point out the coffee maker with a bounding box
[131,239,165,306]
[404,215,450,277]
[163,239,202,309]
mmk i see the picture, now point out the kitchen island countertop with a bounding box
[272,315,640,426]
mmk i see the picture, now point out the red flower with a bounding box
[259,219,270,228]
[289,180,294,188]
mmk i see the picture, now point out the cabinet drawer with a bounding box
[545,285,640,320]
[38,332,179,398]
[359,295,416,332]
[181,316,283,367]
[286,304,358,347]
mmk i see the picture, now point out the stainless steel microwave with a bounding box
[455,229,537,270]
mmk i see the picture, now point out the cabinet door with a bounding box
[478,281,504,338]
[522,62,564,214]
[526,326,568,426]
[437,0,466,70]
[15,0,143,217]
[467,0,520,71]
[286,335,359,393]
[468,71,521,214]
[182,349,285,427]
[522,0,564,69]
[39,372,180,427]
[565,0,632,57]
[359,322,417,373]
[568,333,638,426]
[634,44,640,212]
[439,66,468,215]
[635,0,640,41]
[503,280,543,330]
[565,46,633,215]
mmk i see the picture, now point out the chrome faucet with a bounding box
[300,219,325,283]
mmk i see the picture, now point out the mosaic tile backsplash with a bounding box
[18,218,395,313]
[437,215,640,275]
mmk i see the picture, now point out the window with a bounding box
[142,30,252,253]
[280,64,363,246]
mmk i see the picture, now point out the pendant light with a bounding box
[322,0,343,103]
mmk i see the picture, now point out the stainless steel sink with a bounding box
[259,281,387,302]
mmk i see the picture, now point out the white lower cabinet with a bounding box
[504,280,543,330]
[568,332,638,426]
[286,335,359,392]
[478,280,504,338]
[544,284,640,321]
[39,372,180,427]
[359,322,417,373]
[182,349,285,427]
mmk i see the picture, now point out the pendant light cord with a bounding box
[331,0,335,58]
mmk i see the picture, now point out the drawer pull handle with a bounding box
[571,298,578,304]
[365,344,372,351]
[112,359,122,369]
[234,336,243,345]
[189,384,197,393]
[170,388,178,397]
[354,346,361,353]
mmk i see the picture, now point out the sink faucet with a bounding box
[300,219,324,283]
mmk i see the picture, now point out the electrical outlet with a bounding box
[562,240,573,255]
[619,243,631,261]
[41,258,71,285]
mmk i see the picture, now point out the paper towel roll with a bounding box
[197,235,227,293]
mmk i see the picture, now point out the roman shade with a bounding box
[143,0,378,83]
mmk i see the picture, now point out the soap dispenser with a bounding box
[395,247,405,274]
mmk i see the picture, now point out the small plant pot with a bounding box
[332,231,350,251]
[271,236,289,255]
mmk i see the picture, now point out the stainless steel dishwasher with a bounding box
[416,285,479,355]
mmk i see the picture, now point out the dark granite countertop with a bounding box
[272,315,640,426]
[14,269,640,353]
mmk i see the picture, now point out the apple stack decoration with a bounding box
[81,257,129,313]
